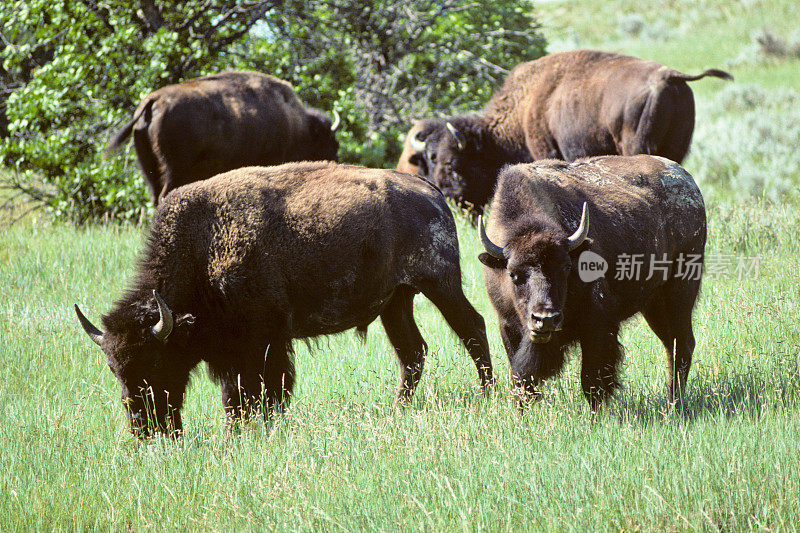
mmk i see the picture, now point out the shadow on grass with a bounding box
[610,356,800,426]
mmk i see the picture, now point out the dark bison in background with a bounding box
[478,155,706,407]
[410,49,731,211]
[75,162,494,437]
[105,71,341,204]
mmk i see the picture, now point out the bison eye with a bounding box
[509,271,527,286]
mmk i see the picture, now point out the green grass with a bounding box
[3,203,800,530]
[2,0,800,529]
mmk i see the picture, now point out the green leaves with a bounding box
[0,1,272,222]
[0,0,546,222]
[246,0,546,168]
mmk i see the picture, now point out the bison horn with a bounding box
[75,304,104,347]
[151,290,174,342]
[479,215,505,260]
[446,122,466,151]
[566,202,590,251]
[409,129,427,153]
[330,109,341,132]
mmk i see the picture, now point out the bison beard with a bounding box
[480,155,706,408]
[75,162,494,437]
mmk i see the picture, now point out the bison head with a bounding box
[478,203,591,344]
[75,290,196,438]
[410,118,502,211]
[399,121,433,178]
[306,108,341,162]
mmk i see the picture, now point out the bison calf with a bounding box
[478,155,706,407]
[106,71,340,204]
[76,162,493,437]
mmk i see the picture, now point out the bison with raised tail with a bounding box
[410,49,731,211]
[75,162,494,437]
[478,155,706,407]
[105,71,340,204]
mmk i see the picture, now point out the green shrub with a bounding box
[0,0,546,222]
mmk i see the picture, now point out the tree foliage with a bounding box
[0,0,545,222]
[255,0,546,167]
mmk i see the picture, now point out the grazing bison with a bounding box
[105,71,340,204]
[75,162,494,437]
[478,155,706,407]
[412,49,731,211]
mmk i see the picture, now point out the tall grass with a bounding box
[2,197,799,529]
[2,0,800,529]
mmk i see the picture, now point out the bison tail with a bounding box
[667,68,734,83]
[103,117,136,157]
[103,98,156,157]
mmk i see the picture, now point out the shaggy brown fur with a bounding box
[479,155,706,407]
[105,71,339,204]
[76,162,493,437]
[414,49,731,210]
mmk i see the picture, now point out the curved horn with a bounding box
[330,109,341,132]
[75,304,104,347]
[567,202,590,251]
[151,290,174,342]
[478,215,505,260]
[446,122,466,151]
[409,129,427,153]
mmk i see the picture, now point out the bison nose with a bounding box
[531,311,563,331]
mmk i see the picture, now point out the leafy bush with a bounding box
[0,0,274,222]
[0,0,546,222]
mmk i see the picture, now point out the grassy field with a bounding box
[2,0,800,530]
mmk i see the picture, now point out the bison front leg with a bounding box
[579,328,624,409]
[261,338,295,414]
[220,338,295,432]
[498,316,524,363]
[380,286,428,403]
[220,369,266,431]
[508,336,569,408]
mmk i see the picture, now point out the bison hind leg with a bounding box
[642,279,700,404]
[132,126,164,203]
[624,82,695,163]
[380,285,428,403]
[418,279,494,390]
